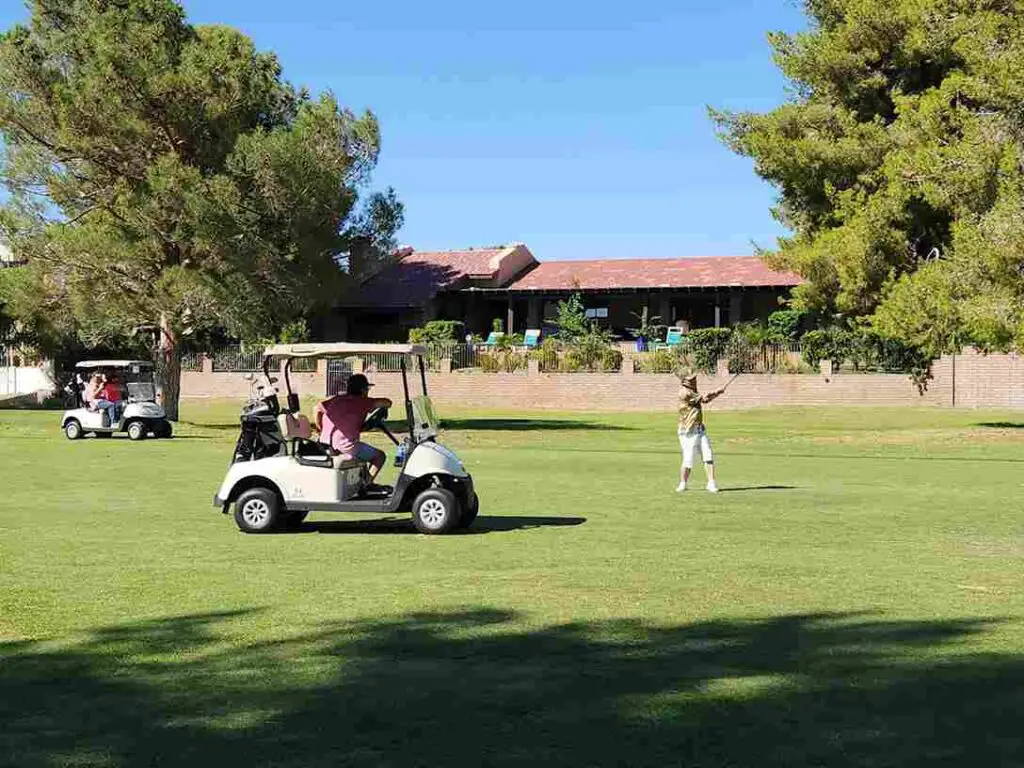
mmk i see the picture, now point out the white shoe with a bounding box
[676,482,687,493]
[706,483,720,493]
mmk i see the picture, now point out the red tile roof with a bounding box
[351,247,512,307]
[507,257,802,291]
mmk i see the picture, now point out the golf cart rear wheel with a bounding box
[412,488,461,535]
[64,419,82,440]
[156,421,173,439]
[458,493,479,529]
[234,488,280,534]
[126,420,147,441]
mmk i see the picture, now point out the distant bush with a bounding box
[529,338,560,371]
[478,348,527,373]
[637,348,678,373]
[801,328,854,368]
[767,309,807,342]
[409,320,465,344]
[682,328,732,372]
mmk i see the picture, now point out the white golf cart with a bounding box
[213,343,478,535]
[61,360,172,440]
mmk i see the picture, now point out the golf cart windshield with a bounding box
[411,395,439,442]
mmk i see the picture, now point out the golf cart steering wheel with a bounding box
[362,406,400,446]
[363,406,389,431]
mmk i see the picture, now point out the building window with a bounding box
[585,307,609,320]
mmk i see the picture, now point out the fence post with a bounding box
[201,354,213,375]
[716,358,730,379]
[439,358,453,375]
[620,354,635,376]
[351,357,365,374]
[528,358,540,377]
[820,359,833,379]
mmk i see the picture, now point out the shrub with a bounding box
[553,293,589,342]
[561,348,584,372]
[599,348,623,372]
[767,309,806,342]
[409,320,465,344]
[492,318,504,333]
[682,328,732,372]
[638,348,678,373]
[529,338,560,371]
[801,328,855,368]
[478,348,526,373]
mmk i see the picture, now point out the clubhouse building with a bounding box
[325,243,802,342]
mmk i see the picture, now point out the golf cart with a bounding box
[214,343,478,535]
[61,360,172,441]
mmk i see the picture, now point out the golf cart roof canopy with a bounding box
[75,360,153,369]
[263,343,428,359]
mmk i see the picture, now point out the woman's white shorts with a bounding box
[678,428,714,468]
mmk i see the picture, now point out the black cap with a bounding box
[346,374,373,395]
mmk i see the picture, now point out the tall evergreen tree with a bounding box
[715,0,1024,359]
[0,0,402,417]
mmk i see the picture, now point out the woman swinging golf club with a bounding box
[675,368,735,493]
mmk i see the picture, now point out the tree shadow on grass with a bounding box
[975,422,1024,429]
[291,515,587,535]
[2,609,1022,767]
[441,418,634,432]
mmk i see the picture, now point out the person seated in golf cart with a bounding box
[100,372,124,423]
[313,373,393,481]
[83,373,118,427]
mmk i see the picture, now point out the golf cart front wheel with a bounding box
[126,421,147,441]
[412,488,461,535]
[64,420,82,440]
[234,488,280,533]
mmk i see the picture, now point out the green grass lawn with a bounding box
[2,403,1023,767]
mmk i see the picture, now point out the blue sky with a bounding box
[1,0,806,260]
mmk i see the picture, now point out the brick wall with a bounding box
[179,349,1024,411]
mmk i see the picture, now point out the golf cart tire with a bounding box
[64,419,83,441]
[411,487,462,535]
[126,420,147,441]
[234,488,281,534]
[458,493,479,529]
[283,510,309,530]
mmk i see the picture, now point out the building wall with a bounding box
[181,349,1023,412]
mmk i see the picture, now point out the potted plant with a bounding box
[629,307,662,352]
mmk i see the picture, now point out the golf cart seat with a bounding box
[279,413,363,470]
[279,412,313,441]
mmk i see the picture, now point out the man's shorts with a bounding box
[348,441,385,465]
[678,428,714,469]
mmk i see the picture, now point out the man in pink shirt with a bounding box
[313,374,392,481]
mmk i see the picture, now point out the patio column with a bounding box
[714,303,722,328]
[527,296,541,329]
[659,296,672,327]
[506,300,515,335]
[729,293,742,326]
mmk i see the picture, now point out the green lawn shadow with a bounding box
[441,418,634,432]
[3,610,1021,767]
